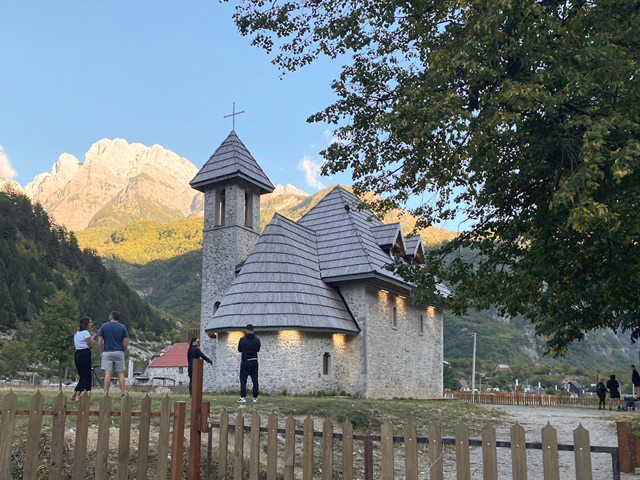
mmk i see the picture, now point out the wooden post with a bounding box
[267,414,278,480]
[250,413,260,480]
[342,421,354,480]
[189,358,204,480]
[284,414,296,480]
[303,416,314,480]
[481,425,497,480]
[617,422,635,474]
[72,392,91,480]
[455,423,471,480]
[23,391,44,480]
[170,401,187,480]
[95,395,113,480]
[510,422,527,480]
[541,423,560,480]
[218,412,229,480]
[0,391,17,480]
[381,421,394,480]
[156,396,172,479]
[404,422,418,480]
[118,395,132,480]
[573,424,593,480]
[322,419,333,480]
[363,440,374,480]
[428,421,443,480]
[50,392,67,480]
[233,413,245,480]
[137,395,152,480]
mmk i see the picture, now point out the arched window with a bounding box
[392,306,398,329]
[323,352,332,375]
[213,301,220,314]
[216,188,226,226]
[419,314,425,335]
[244,190,253,227]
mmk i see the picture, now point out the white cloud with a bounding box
[0,146,17,179]
[323,129,340,145]
[297,156,326,190]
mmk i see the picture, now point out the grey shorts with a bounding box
[101,351,125,372]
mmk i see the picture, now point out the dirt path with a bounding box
[466,404,637,480]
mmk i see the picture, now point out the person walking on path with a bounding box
[71,317,96,401]
[97,311,129,398]
[606,374,621,410]
[237,324,261,403]
[187,337,212,396]
[596,379,607,410]
[631,365,640,398]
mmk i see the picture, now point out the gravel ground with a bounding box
[455,404,638,480]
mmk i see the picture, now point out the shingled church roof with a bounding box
[206,213,360,334]
[190,131,275,193]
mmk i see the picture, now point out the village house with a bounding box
[137,343,190,387]
[190,131,445,399]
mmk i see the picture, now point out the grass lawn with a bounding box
[1,387,507,437]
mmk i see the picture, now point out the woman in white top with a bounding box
[71,317,96,400]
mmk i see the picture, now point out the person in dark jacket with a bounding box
[187,337,212,396]
[607,374,621,410]
[237,324,261,403]
[631,365,640,398]
[596,380,607,410]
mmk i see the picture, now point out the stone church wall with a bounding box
[210,330,361,395]
[362,286,443,398]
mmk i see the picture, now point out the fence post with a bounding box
[481,425,498,480]
[455,423,471,480]
[428,421,443,480]
[284,414,296,480]
[189,359,204,480]
[137,394,152,480]
[49,392,67,480]
[72,392,91,480]
[118,395,132,480]
[617,422,635,473]
[541,422,560,480]
[170,401,187,480]
[322,418,333,480]
[218,411,229,480]
[95,395,113,480]
[267,414,278,480]
[156,395,172,480]
[405,422,418,480]
[234,413,245,480]
[363,439,374,480]
[23,391,44,480]
[250,413,261,480]
[303,416,314,480]
[573,424,593,480]
[381,421,394,480]
[0,390,17,480]
[343,421,354,480]
[510,422,527,480]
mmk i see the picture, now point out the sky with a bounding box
[0,1,348,193]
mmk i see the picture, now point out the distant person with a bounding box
[187,337,212,396]
[71,317,96,401]
[606,374,621,410]
[631,365,640,398]
[237,324,260,403]
[596,379,607,410]
[97,311,129,398]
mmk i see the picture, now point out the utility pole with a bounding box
[471,332,477,403]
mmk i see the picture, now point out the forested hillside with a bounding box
[0,189,175,337]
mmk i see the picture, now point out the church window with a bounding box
[244,190,253,227]
[392,306,398,329]
[419,314,425,335]
[213,301,220,314]
[323,352,332,375]
[216,188,226,226]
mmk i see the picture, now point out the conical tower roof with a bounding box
[190,131,274,193]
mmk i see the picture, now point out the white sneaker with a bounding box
[253,397,258,403]
[237,397,246,403]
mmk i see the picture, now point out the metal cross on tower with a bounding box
[223,102,245,131]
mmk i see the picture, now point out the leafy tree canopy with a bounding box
[231,0,640,352]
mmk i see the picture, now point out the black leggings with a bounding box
[74,349,92,392]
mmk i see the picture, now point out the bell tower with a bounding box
[190,131,274,388]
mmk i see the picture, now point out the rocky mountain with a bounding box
[0,174,22,193]
[24,139,202,231]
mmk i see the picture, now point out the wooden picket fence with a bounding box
[445,390,602,407]
[0,390,187,480]
[204,413,622,480]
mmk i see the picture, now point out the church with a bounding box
[190,131,444,398]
